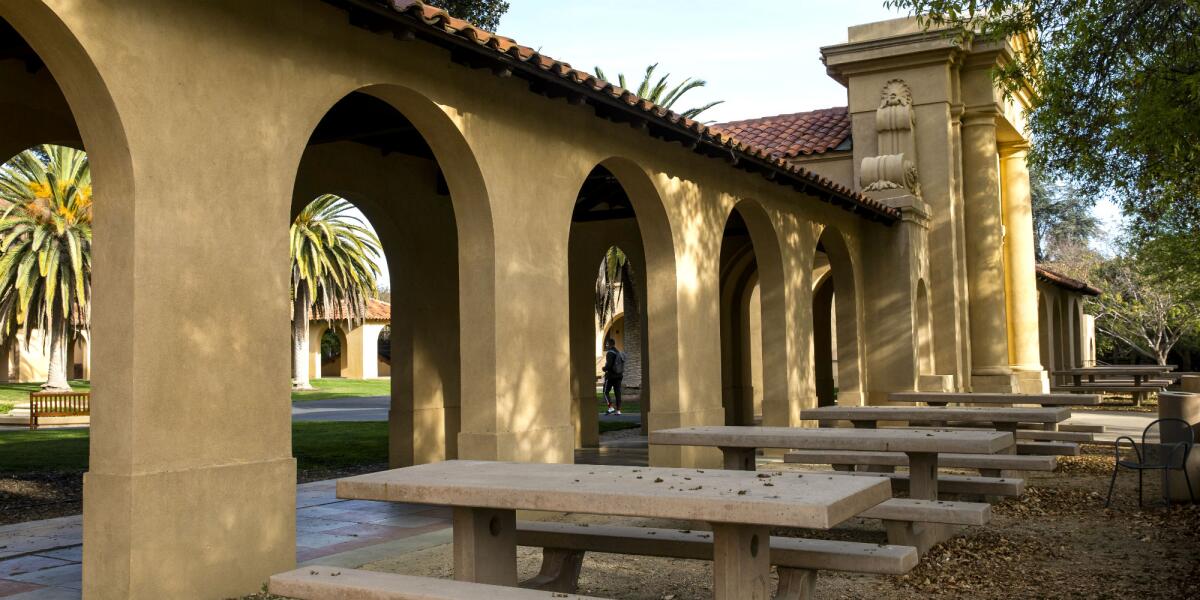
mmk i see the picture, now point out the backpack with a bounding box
[610,349,626,376]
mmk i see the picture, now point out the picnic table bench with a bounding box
[800,405,1078,456]
[328,460,905,599]
[650,426,1012,553]
[888,391,1101,407]
[1053,366,1173,387]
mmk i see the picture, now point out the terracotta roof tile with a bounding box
[713,107,852,159]
[334,1,899,223]
[1036,266,1101,297]
[310,298,391,322]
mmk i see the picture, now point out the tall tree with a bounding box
[884,1,1200,237]
[291,195,381,390]
[426,0,510,31]
[0,146,91,391]
[1088,253,1200,365]
[1030,168,1097,262]
[593,63,724,120]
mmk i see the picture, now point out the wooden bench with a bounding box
[28,391,90,430]
[515,521,918,597]
[784,449,1057,474]
[270,566,609,599]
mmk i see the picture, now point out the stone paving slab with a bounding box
[0,479,452,597]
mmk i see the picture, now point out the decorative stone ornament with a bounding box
[860,79,921,198]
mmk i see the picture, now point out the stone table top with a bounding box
[337,460,892,530]
[650,426,1013,454]
[802,405,1071,424]
[1054,366,1175,375]
[888,392,1102,406]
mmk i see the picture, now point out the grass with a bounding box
[0,421,388,473]
[291,378,390,402]
[595,392,641,415]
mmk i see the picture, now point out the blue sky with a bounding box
[362,0,1122,284]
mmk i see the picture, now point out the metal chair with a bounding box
[1106,418,1196,507]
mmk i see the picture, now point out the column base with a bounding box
[390,405,460,467]
[1011,368,1049,394]
[970,372,1020,393]
[457,425,575,464]
[918,374,955,393]
[83,457,296,600]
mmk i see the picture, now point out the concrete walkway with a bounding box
[1067,409,1157,443]
[0,482,453,599]
[291,396,390,422]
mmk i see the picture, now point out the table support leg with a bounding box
[720,447,757,471]
[775,567,818,600]
[995,424,1019,455]
[453,507,517,586]
[711,523,771,600]
[907,452,939,500]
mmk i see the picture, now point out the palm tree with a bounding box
[0,145,92,391]
[291,195,382,390]
[595,246,627,329]
[592,63,724,120]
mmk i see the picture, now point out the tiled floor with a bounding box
[0,480,453,598]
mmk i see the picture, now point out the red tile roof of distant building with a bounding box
[713,107,852,159]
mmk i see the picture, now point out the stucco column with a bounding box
[960,112,1016,391]
[1000,144,1048,392]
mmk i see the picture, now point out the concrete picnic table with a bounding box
[1054,365,1175,387]
[801,405,1071,442]
[650,425,1013,500]
[888,391,1101,406]
[337,459,892,599]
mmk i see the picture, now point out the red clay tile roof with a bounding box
[1036,266,1101,297]
[310,298,391,322]
[324,0,899,223]
[713,107,852,159]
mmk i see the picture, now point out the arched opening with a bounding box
[915,279,934,375]
[377,325,391,377]
[1052,298,1067,372]
[718,200,788,426]
[293,88,471,469]
[318,325,348,377]
[719,210,762,425]
[1070,300,1083,368]
[811,226,863,406]
[568,166,650,447]
[1037,291,1053,375]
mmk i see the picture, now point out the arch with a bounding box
[290,85,486,468]
[717,199,788,426]
[915,278,934,375]
[566,157,678,449]
[377,324,391,377]
[813,225,864,406]
[1037,290,1053,375]
[1069,298,1083,368]
[1052,296,1067,372]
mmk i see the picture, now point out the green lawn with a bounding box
[0,380,91,414]
[0,421,388,473]
[291,378,391,402]
[595,392,641,415]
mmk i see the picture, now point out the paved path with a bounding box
[0,481,453,599]
[1068,409,1157,443]
[292,396,390,422]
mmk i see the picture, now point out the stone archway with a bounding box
[812,226,864,406]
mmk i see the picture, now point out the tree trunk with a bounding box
[292,287,314,390]
[42,316,71,391]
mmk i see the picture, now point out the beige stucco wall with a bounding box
[0,2,1049,597]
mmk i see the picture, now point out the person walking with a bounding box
[602,338,626,415]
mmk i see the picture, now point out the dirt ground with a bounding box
[337,444,1200,600]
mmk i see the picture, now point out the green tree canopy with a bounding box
[1030,167,1097,262]
[426,0,510,31]
[885,0,1200,237]
[593,63,725,120]
[0,145,92,390]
